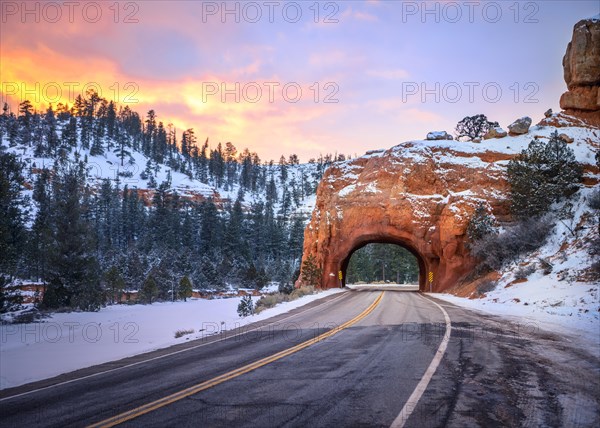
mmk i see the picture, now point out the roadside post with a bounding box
[428,271,433,292]
[338,270,343,288]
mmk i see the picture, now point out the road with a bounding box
[1,290,598,427]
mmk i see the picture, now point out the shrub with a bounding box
[470,216,555,271]
[254,294,287,314]
[290,285,315,300]
[10,308,42,324]
[588,189,600,210]
[507,132,583,218]
[538,258,553,275]
[455,114,499,140]
[514,264,536,280]
[476,280,497,296]
[254,286,315,314]
[278,281,294,295]
[301,255,322,287]
[467,203,497,245]
[174,328,194,339]
[237,295,254,317]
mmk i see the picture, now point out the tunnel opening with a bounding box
[345,243,419,285]
[340,238,427,290]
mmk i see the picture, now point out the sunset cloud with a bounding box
[1,1,596,161]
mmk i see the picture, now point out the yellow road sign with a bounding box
[428,271,433,283]
[338,271,343,280]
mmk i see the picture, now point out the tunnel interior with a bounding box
[340,238,427,290]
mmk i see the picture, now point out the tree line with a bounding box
[0,92,352,312]
[346,244,419,284]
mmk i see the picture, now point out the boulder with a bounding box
[560,86,599,111]
[561,16,600,114]
[483,126,508,140]
[508,117,532,135]
[426,131,453,141]
[563,16,600,88]
[559,133,574,143]
[544,109,553,118]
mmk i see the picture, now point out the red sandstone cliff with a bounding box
[298,123,598,292]
[299,16,599,291]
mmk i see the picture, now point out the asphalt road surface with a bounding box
[1,290,598,427]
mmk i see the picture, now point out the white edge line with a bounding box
[0,290,351,402]
[390,294,452,428]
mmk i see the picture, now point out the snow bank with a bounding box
[436,188,600,356]
[0,289,344,390]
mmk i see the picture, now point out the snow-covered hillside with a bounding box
[437,184,599,352]
[4,134,321,217]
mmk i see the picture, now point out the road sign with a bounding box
[428,271,433,283]
[338,271,343,280]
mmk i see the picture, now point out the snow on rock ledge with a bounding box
[298,123,599,292]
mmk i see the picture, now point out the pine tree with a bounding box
[288,216,305,267]
[200,199,222,256]
[0,152,28,277]
[44,106,60,155]
[43,161,102,311]
[301,254,322,287]
[29,170,53,281]
[61,116,78,148]
[279,155,288,183]
[178,275,193,301]
[104,265,125,304]
[18,100,34,146]
[106,101,117,140]
[0,102,9,143]
[225,197,244,255]
[507,132,582,218]
[140,274,158,304]
[114,127,132,166]
[237,295,254,317]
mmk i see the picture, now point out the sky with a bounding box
[1,0,598,162]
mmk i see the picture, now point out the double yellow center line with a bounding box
[89,291,385,427]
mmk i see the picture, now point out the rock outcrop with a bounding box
[298,141,514,291]
[298,123,598,292]
[483,126,508,140]
[297,17,600,293]
[426,131,453,141]
[508,117,532,135]
[560,16,600,115]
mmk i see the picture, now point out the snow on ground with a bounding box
[0,289,344,390]
[435,279,598,354]
[436,187,600,356]
[397,123,599,166]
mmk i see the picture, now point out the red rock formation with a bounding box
[298,17,599,292]
[298,142,516,292]
[298,123,598,292]
[560,16,600,118]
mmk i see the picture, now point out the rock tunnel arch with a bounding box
[340,237,427,290]
[315,224,443,291]
[296,144,490,293]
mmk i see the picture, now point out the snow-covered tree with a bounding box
[507,132,582,218]
[455,114,498,140]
